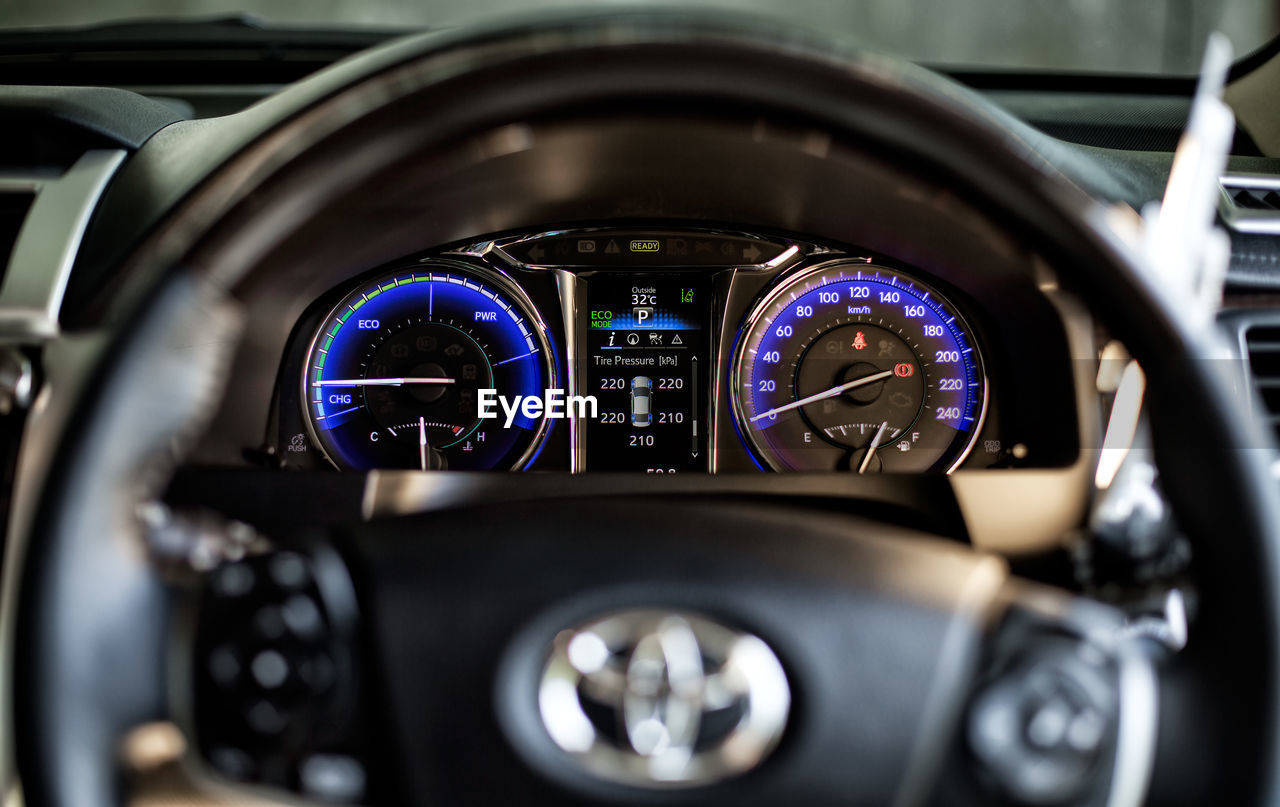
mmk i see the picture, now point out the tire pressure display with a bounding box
[585,274,709,471]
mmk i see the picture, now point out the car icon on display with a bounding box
[631,376,652,427]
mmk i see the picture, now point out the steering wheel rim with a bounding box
[12,10,1280,806]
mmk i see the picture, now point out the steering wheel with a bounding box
[12,11,1280,807]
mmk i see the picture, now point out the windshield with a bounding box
[1,0,1276,75]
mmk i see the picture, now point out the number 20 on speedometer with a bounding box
[732,262,987,472]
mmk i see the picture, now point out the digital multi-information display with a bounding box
[585,274,709,472]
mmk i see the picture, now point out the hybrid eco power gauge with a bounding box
[733,262,986,472]
[302,262,555,471]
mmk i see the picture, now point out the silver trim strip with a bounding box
[1227,310,1278,430]
[122,84,284,98]
[1219,173,1280,235]
[0,179,43,192]
[758,244,802,270]
[554,269,586,473]
[0,332,111,796]
[1105,641,1159,807]
[0,150,127,340]
[892,555,1008,807]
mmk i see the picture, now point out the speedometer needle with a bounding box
[749,369,895,423]
[312,377,455,387]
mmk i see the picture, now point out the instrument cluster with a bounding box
[273,226,1076,474]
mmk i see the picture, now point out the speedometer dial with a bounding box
[303,262,554,471]
[732,262,986,472]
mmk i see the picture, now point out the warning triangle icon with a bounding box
[671,334,683,345]
[604,240,621,254]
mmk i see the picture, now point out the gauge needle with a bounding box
[313,377,455,387]
[859,420,890,474]
[419,416,429,472]
[749,369,895,423]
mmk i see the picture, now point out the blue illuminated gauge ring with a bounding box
[301,261,556,471]
[731,260,987,473]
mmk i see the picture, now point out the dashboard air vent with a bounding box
[1245,324,1280,441]
[1220,174,1280,234]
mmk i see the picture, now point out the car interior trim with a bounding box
[1105,640,1160,807]
[8,9,1280,804]
[0,149,125,341]
[1220,172,1280,233]
[552,268,586,473]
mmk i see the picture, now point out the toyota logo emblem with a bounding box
[537,610,790,787]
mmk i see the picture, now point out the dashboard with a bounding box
[265,225,1079,476]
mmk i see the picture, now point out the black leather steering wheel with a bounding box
[13,11,1280,807]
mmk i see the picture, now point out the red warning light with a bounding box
[894,362,914,378]
[852,332,868,351]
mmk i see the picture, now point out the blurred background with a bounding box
[0,0,1277,74]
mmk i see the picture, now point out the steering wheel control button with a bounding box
[298,652,336,695]
[208,747,256,781]
[968,641,1119,805]
[300,754,367,803]
[269,551,311,590]
[537,610,790,788]
[282,593,324,639]
[212,562,254,598]
[193,546,365,802]
[208,645,241,688]
[246,700,287,735]
[251,649,290,689]
[253,605,286,640]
